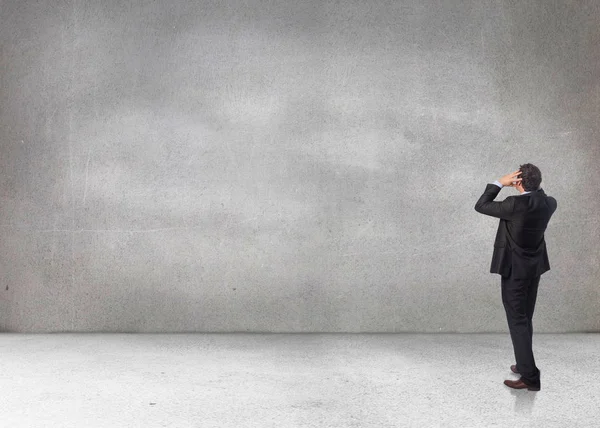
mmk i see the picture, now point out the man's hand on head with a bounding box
[499,170,523,187]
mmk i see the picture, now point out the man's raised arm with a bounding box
[474,170,522,220]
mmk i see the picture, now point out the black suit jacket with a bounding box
[475,184,557,279]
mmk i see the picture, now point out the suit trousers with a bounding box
[501,273,541,386]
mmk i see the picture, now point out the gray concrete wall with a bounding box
[1,0,598,332]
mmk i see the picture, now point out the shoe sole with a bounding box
[504,383,541,391]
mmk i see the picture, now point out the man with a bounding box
[474,163,557,391]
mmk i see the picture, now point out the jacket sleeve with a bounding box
[548,197,558,216]
[474,184,516,220]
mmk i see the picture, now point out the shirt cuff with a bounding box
[492,180,503,188]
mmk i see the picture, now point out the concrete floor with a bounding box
[0,334,598,427]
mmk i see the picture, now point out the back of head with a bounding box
[519,163,542,191]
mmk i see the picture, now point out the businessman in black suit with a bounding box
[475,163,557,391]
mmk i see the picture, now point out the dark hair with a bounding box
[519,163,542,191]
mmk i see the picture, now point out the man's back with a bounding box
[504,189,557,250]
[475,183,558,279]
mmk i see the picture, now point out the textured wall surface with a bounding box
[1,0,599,332]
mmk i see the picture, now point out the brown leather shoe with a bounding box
[503,379,540,391]
[510,365,519,374]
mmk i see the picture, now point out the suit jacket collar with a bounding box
[518,188,545,196]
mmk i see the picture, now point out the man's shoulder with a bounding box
[509,194,530,213]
